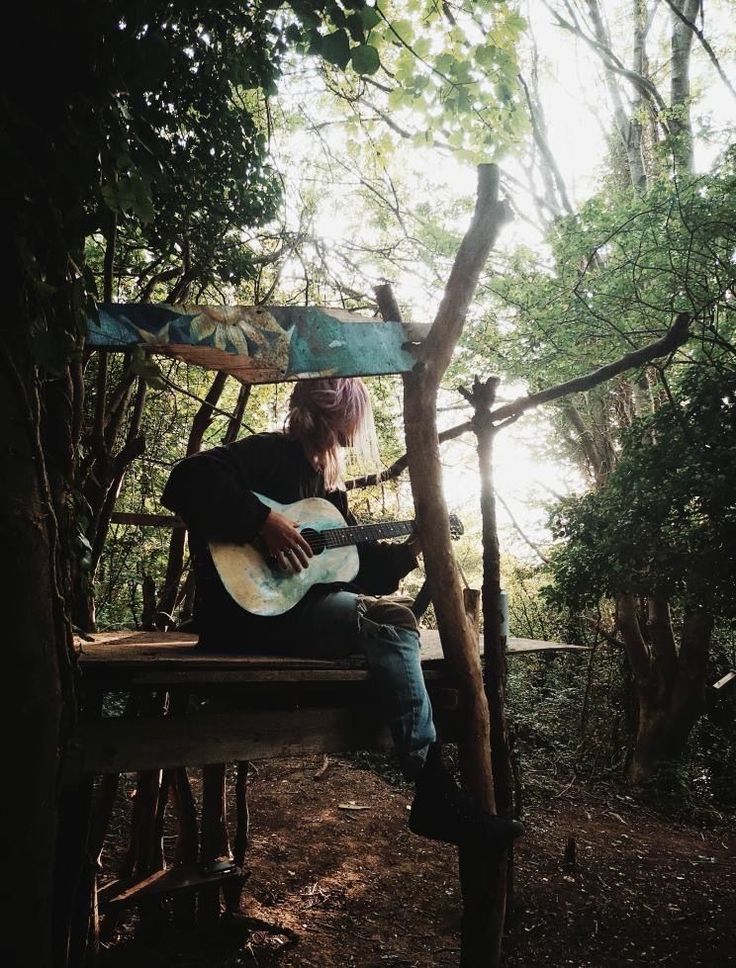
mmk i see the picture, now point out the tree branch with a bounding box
[423,165,512,378]
[517,72,575,215]
[345,418,473,490]
[661,0,736,102]
[489,312,692,423]
[350,313,692,491]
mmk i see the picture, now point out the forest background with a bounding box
[4,2,736,962]
[84,0,736,797]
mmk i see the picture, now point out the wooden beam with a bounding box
[101,863,243,910]
[63,707,394,779]
[74,629,587,664]
[86,303,430,383]
[73,631,586,689]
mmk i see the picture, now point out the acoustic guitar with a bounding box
[209,492,462,617]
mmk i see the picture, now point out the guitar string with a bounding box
[308,522,414,551]
[300,515,461,553]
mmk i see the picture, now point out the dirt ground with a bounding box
[99,755,736,968]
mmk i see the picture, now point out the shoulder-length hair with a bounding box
[285,378,379,489]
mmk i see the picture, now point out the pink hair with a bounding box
[285,378,379,489]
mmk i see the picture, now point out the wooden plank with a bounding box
[86,303,427,382]
[64,707,395,779]
[81,666,454,688]
[102,864,243,910]
[506,637,589,655]
[713,670,736,690]
[73,631,586,689]
[75,629,587,668]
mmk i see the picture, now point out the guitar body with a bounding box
[209,494,359,617]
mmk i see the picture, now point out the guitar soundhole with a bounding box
[301,528,326,555]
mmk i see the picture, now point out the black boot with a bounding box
[409,746,524,850]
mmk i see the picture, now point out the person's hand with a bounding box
[259,510,313,573]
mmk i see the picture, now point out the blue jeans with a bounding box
[295,591,437,778]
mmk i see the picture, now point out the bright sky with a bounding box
[268,1,736,561]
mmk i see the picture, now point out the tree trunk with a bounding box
[585,0,648,190]
[2,279,80,965]
[2,362,64,967]
[669,0,700,174]
[622,599,712,783]
[629,683,704,783]
[380,163,512,968]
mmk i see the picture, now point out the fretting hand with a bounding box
[259,510,313,573]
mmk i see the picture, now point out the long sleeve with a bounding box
[355,541,419,595]
[162,444,270,544]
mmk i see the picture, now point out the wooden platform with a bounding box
[75,629,586,683]
[64,630,587,783]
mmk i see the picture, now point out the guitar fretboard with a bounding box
[312,520,414,550]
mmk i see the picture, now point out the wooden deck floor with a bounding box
[64,630,586,780]
[75,629,586,677]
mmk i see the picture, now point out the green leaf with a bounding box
[475,44,499,68]
[320,30,351,69]
[345,12,365,43]
[351,43,380,76]
[360,7,381,31]
[390,19,414,45]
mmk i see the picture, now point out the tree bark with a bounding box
[470,381,515,820]
[669,0,701,174]
[585,0,648,190]
[2,270,80,966]
[1,355,65,968]
[379,163,512,968]
[618,593,713,783]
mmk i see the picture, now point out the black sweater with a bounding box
[161,433,418,651]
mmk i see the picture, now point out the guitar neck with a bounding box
[321,520,414,549]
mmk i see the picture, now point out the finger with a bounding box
[294,532,313,557]
[285,548,304,572]
[292,545,310,568]
[276,550,297,574]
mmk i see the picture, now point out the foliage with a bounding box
[546,359,736,615]
[489,163,736,395]
[337,0,527,161]
[9,2,416,371]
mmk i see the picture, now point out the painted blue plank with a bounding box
[86,303,418,382]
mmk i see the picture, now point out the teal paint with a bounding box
[86,303,417,381]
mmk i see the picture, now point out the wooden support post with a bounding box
[122,692,168,938]
[198,763,231,929]
[459,377,515,819]
[224,761,251,916]
[169,767,198,928]
[166,689,198,928]
[459,376,519,943]
[377,163,513,968]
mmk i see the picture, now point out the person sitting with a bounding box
[162,376,522,850]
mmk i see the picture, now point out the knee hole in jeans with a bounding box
[362,600,419,632]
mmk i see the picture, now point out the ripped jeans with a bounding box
[294,591,437,778]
